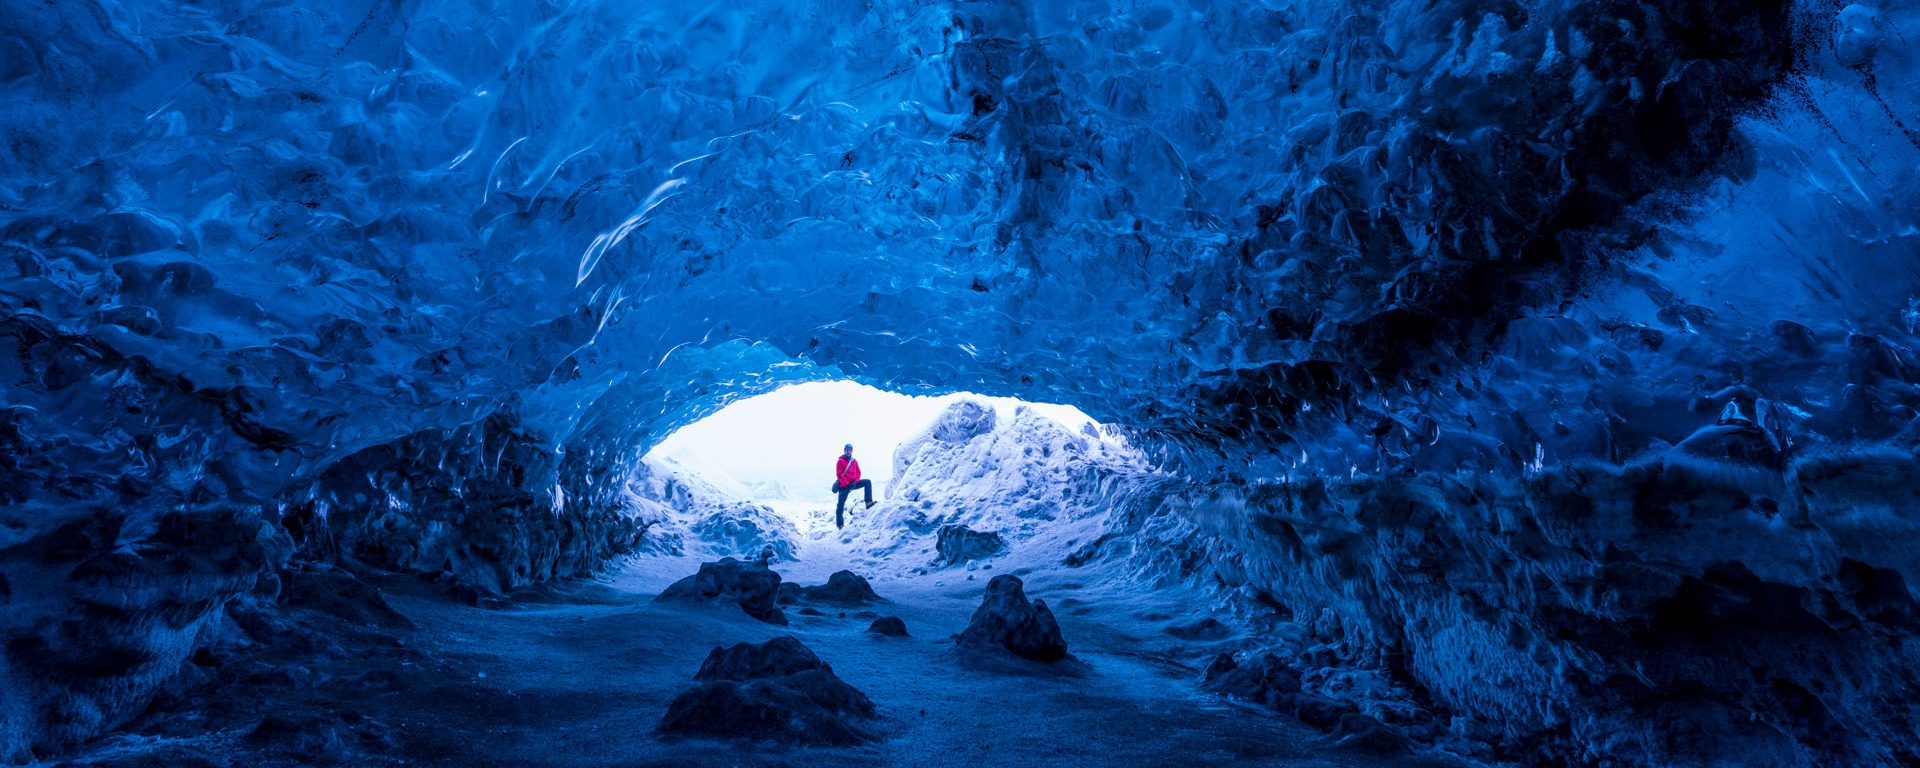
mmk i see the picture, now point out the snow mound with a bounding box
[891,399,996,479]
[631,455,799,562]
[739,479,800,502]
[844,401,1157,571]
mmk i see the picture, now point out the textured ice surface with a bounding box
[635,453,801,563]
[3,0,1919,763]
[845,402,1160,570]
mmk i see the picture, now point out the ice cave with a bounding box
[2,0,1917,765]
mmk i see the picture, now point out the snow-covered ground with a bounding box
[58,400,1474,768]
[598,437,1471,767]
[584,519,1464,768]
[633,400,1160,578]
[623,449,804,562]
[607,400,1486,765]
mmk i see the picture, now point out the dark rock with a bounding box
[800,570,882,605]
[955,575,1068,661]
[774,582,801,606]
[1205,651,1376,737]
[659,680,870,746]
[867,616,909,637]
[278,565,411,629]
[695,636,827,681]
[245,715,347,754]
[1204,650,1305,711]
[797,607,824,616]
[1334,713,1414,755]
[655,558,786,625]
[0,507,277,759]
[1293,694,1356,731]
[1203,651,1238,681]
[1166,617,1233,641]
[243,711,389,761]
[935,524,1005,565]
[660,636,874,745]
[439,580,486,606]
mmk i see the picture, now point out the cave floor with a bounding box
[59,506,1471,768]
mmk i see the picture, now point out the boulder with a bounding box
[279,565,412,629]
[936,524,1005,565]
[955,575,1068,661]
[694,635,828,681]
[1334,713,1415,755]
[243,711,392,763]
[774,582,801,606]
[800,570,883,605]
[654,558,787,625]
[1204,650,1361,731]
[1165,617,1232,641]
[867,616,909,637]
[1203,650,1304,711]
[659,636,875,745]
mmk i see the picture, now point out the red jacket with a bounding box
[836,456,861,487]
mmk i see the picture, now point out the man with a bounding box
[831,443,874,529]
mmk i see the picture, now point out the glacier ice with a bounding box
[853,402,1158,569]
[2,0,1919,764]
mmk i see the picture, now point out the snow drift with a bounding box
[844,402,1159,570]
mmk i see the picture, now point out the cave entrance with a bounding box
[644,380,1095,531]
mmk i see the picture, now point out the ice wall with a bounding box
[2,0,1916,762]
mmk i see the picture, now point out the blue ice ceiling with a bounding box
[11,0,1904,489]
[3,0,1919,763]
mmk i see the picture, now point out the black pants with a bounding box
[833,479,872,528]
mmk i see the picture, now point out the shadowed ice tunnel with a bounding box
[3,0,1920,765]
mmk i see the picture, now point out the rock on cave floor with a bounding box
[58,505,1473,768]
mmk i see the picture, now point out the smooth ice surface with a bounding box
[4,0,1920,764]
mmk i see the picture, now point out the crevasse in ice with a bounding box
[2,0,1917,764]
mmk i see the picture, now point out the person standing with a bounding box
[831,443,874,529]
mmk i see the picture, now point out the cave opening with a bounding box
[611,375,1150,602]
[643,379,1098,528]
